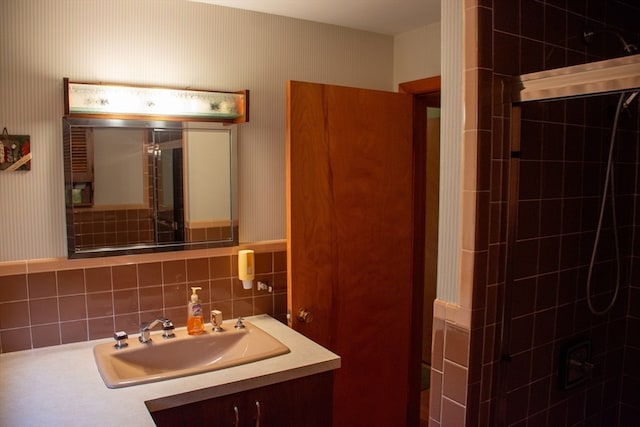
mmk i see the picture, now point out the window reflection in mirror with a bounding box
[63,119,238,258]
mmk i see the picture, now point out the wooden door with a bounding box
[286,81,417,426]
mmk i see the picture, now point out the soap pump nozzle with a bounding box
[190,286,202,302]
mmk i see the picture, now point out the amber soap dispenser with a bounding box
[187,286,204,335]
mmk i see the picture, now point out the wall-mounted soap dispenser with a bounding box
[238,249,255,289]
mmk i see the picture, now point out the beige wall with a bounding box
[393,22,441,87]
[0,0,405,261]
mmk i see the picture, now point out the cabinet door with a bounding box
[147,371,333,427]
[249,372,333,427]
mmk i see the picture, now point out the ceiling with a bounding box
[188,0,441,35]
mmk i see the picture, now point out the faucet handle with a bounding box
[234,317,246,329]
[162,320,175,339]
[211,310,224,332]
[113,331,129,349]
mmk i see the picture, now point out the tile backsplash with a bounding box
[0,241,287,353]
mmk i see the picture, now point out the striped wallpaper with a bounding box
[0,0,396,261]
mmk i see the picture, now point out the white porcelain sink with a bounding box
[93,320,290,388]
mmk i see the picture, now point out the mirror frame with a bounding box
[62,118,239,258]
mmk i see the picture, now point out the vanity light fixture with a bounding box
[63,78,249,123]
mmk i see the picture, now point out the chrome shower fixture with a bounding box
[582,28,638,55]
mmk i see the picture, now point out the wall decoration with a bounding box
[0,128,31,172]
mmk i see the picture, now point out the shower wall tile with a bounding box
[0,242,287,353]
[466,0,640,425]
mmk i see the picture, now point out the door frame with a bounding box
[399,76,441,426]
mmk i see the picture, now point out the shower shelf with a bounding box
[512,54,640,103]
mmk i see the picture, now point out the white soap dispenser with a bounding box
[238,249,255,289]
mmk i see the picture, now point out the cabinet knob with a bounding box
[296,308,314,323]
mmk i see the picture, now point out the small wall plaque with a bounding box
[0,128,31,172]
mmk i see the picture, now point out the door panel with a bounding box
[286,80,415,426]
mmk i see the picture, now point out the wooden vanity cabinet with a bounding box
[147,371,333,427]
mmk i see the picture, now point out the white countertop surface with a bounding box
[0,315,340,427]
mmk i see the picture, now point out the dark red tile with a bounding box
[211,279,233,302]
[59,295,87,321]
[60,320,88,344]
[210,256,231,278]
[138,262,162,287]
[86,292,114,318]
[114,313,140,335]
[0,275,27,302]
[139,286,163,311]
[88,317,115,340]
[164,283,187,309]
[113,289,139,315]
[85,267,112,293]
[0,328,32,352]
[27,272,56,299]
[0,301,30,329]
[254,294,273,315]
[186,258,209,282]
[112,264,137,290]
[163,260,186,284]
[232,298,253,318]
[273,251,287,272]
[255,252,272,274]
[232,278,253,299]
[31,324,61,348]
[29,297,59,325]
[57,269,85,295]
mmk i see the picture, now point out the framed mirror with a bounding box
[63,118,238,258]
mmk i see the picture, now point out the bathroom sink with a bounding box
[93,320,290,388]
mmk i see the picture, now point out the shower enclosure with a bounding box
[497,54,640,425]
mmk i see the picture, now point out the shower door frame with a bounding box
[495,53,640,426]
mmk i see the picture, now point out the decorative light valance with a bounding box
[63,78,249,123]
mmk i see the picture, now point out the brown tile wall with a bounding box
[0,243,287,354]
[461,1,640,426]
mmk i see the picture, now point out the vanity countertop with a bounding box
[0,315,340,427]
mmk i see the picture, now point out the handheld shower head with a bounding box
[623,91,639,110]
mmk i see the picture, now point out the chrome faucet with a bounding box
[139,317,175,343]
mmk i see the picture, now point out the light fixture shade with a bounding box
[63,78,248,123]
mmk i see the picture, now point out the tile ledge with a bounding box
[0,240,287,276]
[433,299,471,330]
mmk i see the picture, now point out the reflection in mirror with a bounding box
[63,119,238,258]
